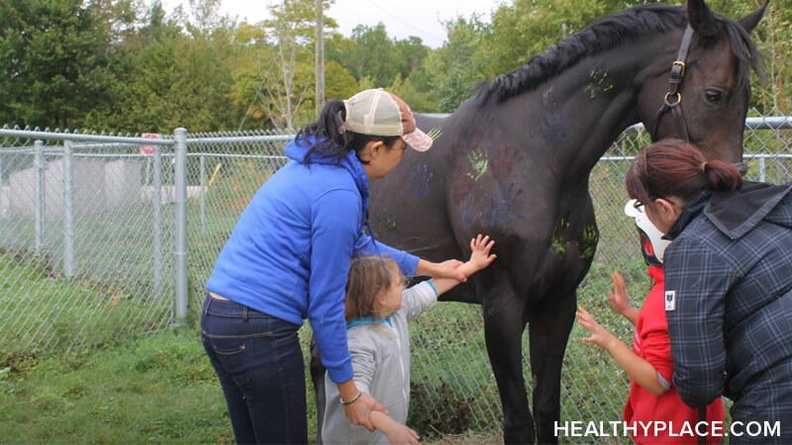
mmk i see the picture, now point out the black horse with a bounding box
[363,1,766,443]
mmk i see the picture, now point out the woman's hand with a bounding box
[576,307,618,350]
[417,259,466,281]
[343,392,385,432]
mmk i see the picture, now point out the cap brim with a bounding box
[401,128,433,152]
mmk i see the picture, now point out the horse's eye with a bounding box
[705,89,724,104]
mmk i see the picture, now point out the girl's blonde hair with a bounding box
[345,256,402,322]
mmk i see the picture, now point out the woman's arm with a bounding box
[354,232,465,280]
[576,307,667,395]
[665,241,729,406]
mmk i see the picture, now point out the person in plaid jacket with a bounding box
[625,138,792,444]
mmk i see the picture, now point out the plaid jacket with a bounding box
[663,182,792,427]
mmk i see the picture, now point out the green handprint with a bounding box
[466,149,489,181]
[426,127,443,141]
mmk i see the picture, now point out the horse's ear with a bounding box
[687,0,719,42]
[738,0,769,34]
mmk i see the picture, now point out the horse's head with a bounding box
[637,0,767,168]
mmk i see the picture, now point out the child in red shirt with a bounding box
[576,200,724,444]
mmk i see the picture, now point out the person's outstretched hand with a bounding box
[468,234,497,271]
[576,307,618,350]
[607,271,631,315]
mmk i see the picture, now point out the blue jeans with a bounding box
[201,294,307,444]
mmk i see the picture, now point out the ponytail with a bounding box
[296,100,353,163]
[701,159,742,192]
[626,139,742,204]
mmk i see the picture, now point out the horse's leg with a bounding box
[528,293,576,445]
[482,287,533,444]
[309,337,326,445]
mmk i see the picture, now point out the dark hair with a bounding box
[295,99,401,165]
[345,256,401,322]
[626,138,742,205]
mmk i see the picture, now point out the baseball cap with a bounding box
[343,88,433,152]
[624,199,671,265]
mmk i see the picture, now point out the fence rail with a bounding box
[1,117,790,439]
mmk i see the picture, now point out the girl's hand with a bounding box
[382,424,421,445]
[343,392,385,432]
[576,307,617,350]
[468,234,497,270]
[607,271,631,315]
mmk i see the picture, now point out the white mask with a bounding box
[624,199,672,265]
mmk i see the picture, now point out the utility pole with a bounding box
[315,0,325,114]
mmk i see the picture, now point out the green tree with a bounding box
[0,0,121,128]
[394,36,428,81]
[426,17,491,112]
[256,0,336,130]
[345,24,400,87]
[103,0,239,133]
[324,60,359,101]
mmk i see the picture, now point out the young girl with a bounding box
[576,200,724,445]
[322,234,496,445]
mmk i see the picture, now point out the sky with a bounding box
[163,0,503,48]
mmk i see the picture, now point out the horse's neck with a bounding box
[533,39,665,171]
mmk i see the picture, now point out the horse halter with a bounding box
[650,25,749,174]
[650,25,695,143]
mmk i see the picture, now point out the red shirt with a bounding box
[623,265,725,445]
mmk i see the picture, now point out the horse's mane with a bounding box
[477,3,761,104]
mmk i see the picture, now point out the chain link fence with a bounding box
[1,115,790,441]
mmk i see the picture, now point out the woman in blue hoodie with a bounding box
[201,89,465,445]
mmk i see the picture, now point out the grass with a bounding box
[0,250,172,354]
[0,329,234,444]
[0,256,649,444]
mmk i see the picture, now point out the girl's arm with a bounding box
[415,258,466,281]
[369,411,421,445]
[430,234,497,296]
[337,380,384,432]
[576,307,667,396]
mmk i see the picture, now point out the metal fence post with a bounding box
[152,146,163,298]
[200,155,206,234]
[34,140,45,251]
[63,140,75,277]
[759,156,766,183]
[173,128,188,325]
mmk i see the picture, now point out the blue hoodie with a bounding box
[206,136,419,383]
